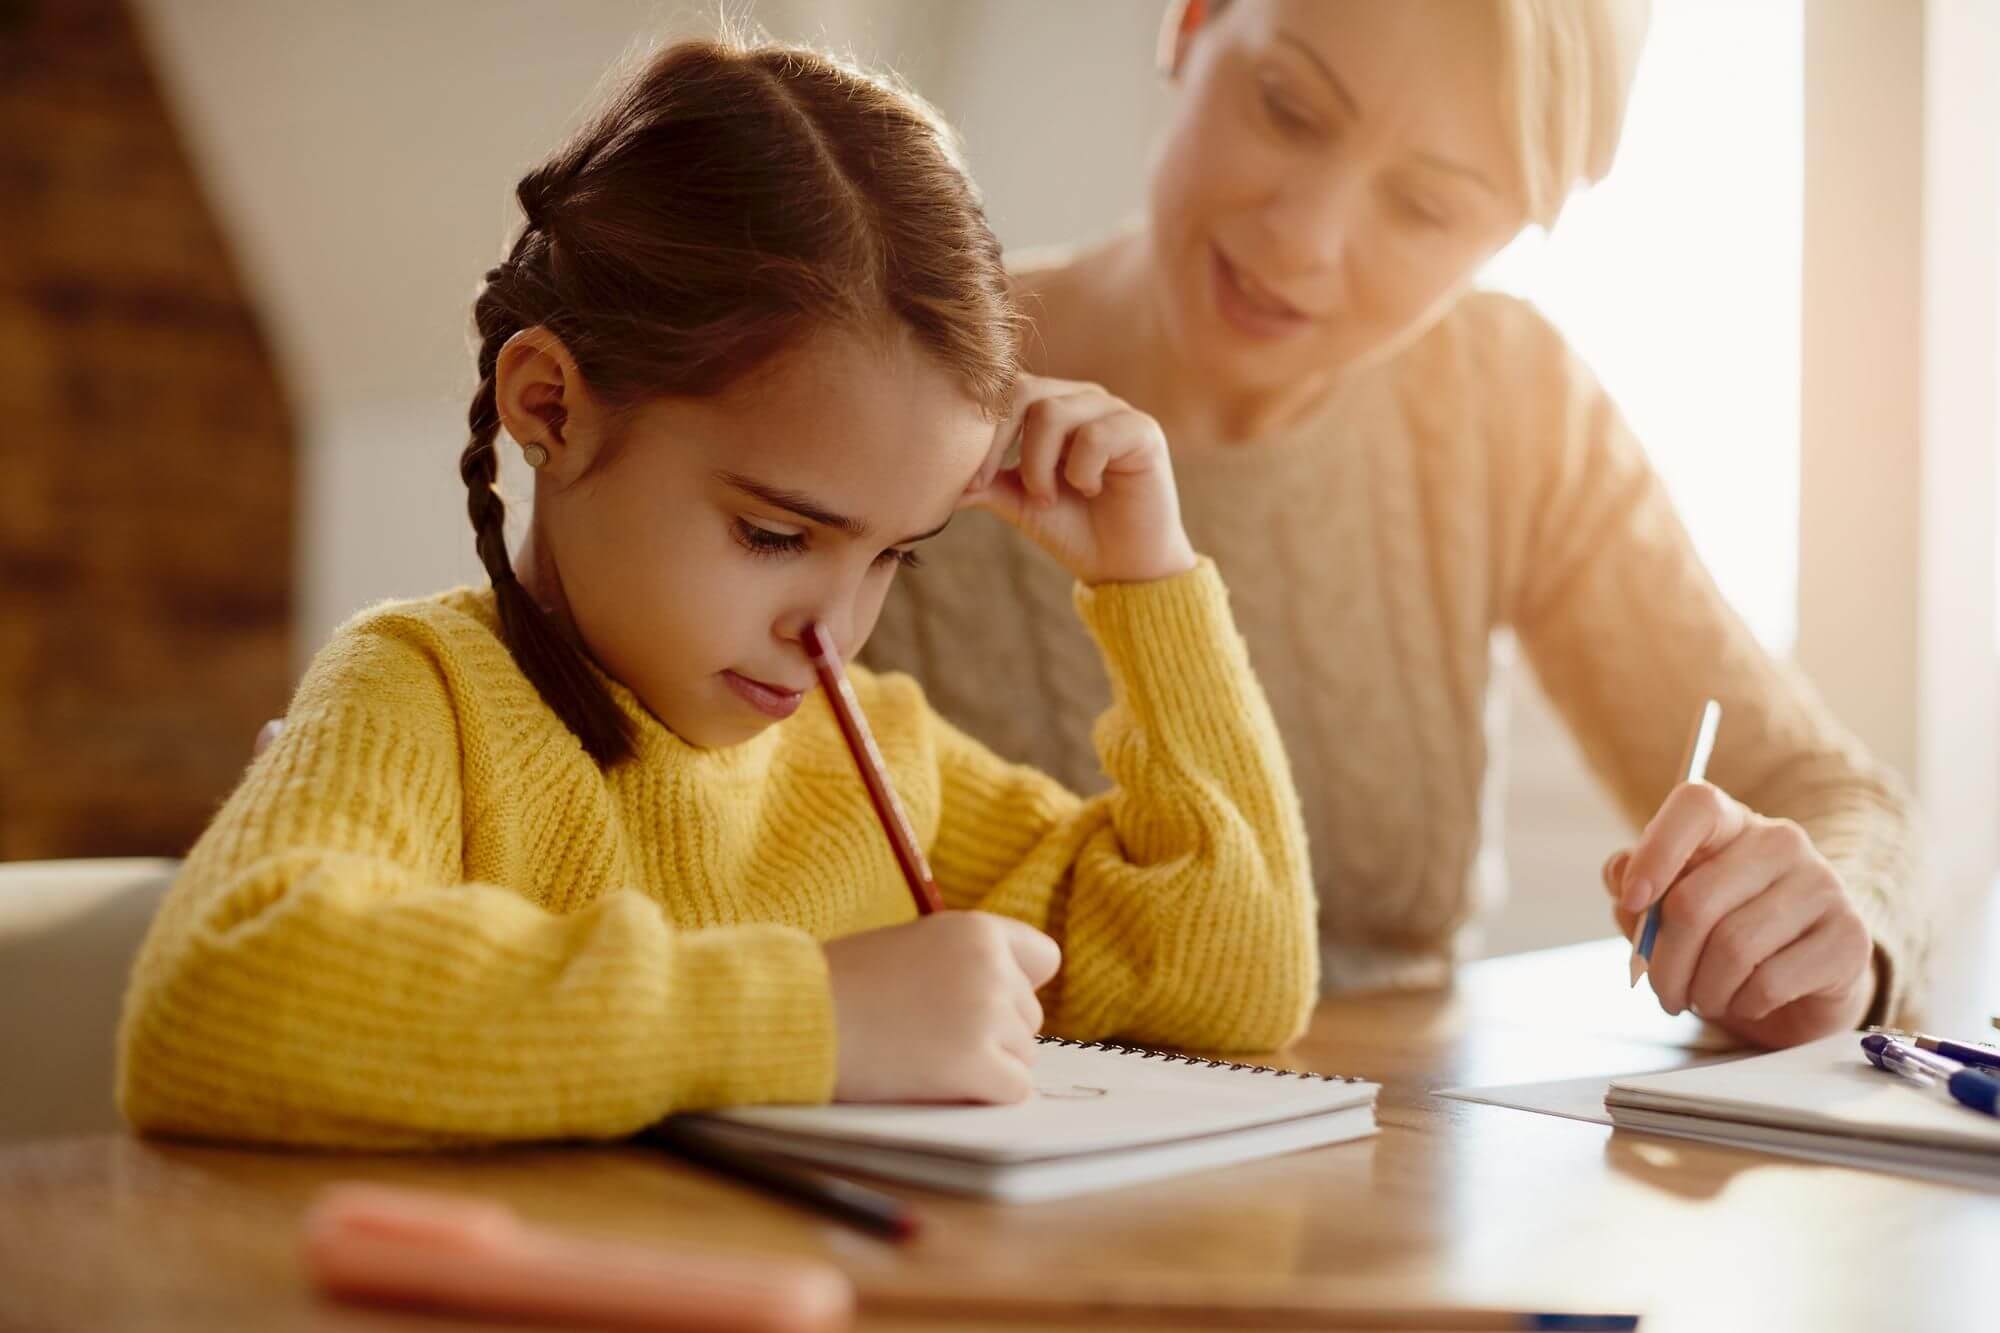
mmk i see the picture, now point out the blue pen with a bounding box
[1865,1027,2000,1072]
[1630,699,1722,988]
[1860,1033,2000,1118]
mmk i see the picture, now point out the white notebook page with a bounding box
[702,1039,1376,1163]
[1608,1032,2000,1152]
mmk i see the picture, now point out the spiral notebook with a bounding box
[687,1037,1378,1202]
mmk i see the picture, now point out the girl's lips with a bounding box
[1208,242,1314,341]
[721,670,805,720]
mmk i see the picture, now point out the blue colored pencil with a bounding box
[1631,699,1722,988]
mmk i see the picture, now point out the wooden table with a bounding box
[5,933,1997,1333]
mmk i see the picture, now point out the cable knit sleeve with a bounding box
[921,559,1318,1052]
[116,620,835,1149]
[1482,295,1926,1025]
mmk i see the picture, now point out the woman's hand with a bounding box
[1603,782,1876,1049]
[822,911,1060,1104]
[961,374,1198,586]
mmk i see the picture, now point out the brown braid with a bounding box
[459,262,633,766]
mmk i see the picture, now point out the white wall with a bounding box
[1797,0,1999,909]
[131,0,1171,654]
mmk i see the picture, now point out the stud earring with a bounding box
[522,442,550,469]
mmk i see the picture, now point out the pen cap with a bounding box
[1948,1068,2000,1116]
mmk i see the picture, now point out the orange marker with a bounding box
[302,1182,854,1333]
[801,621,944,915]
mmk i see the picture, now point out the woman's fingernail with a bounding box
[1623,877,1651,913]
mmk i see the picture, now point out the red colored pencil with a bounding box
[800,622,943,916]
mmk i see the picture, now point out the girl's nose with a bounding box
[776,602,857,661]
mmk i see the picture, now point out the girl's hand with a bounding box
[1602,782,1876,1049]
[822,911,1060,1103]
[962,374,1198,586]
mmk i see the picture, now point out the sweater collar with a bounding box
[452,584,784,777]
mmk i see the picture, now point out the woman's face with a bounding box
[1148,0,1530,394]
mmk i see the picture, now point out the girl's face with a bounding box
[1148,0,1529,394]
[529,327,994,749]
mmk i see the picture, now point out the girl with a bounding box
[116,36,1316,1149]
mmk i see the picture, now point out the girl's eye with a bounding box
[875,547,923,571]
[734,519,807,558]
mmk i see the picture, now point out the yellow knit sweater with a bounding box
[117,560,1316,1149]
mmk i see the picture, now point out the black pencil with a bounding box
[643,1117,920,1242]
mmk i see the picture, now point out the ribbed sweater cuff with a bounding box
[1072,559,1250,734]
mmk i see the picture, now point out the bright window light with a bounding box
[1481,0,1805,652]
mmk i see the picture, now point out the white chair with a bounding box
[0,858,177,1142]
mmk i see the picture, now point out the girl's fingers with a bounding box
[1060,412,1156,497]
[1620,782,1749,914]
[1641,835,1782,1015]
[1733,908,1872,1025]
[990,915,1063,989]
[1014,984,1044,1038]
[1684,866,1822,1020]
[1003,384,1107,505]
[1060,419,1118,497]
[1017,394,1097,505]
[986,373,1097,454]
[995,1022,1038,1070]
[961,466,1030,521]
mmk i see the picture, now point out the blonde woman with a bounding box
[866,0,1925,1048]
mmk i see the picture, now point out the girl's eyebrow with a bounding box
[715,470,954,546]
[716,471,866,535]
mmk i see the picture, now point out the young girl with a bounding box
[117,36,1316,1149]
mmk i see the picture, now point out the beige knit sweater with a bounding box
[865,286,1925,1021]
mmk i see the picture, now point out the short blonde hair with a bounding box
[1493,0,1652,227]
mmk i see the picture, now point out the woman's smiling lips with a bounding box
[721,669,806,720]
[1208,241,1316,341]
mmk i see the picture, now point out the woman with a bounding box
[864,0,1923,1048]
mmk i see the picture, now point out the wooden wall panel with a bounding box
[0,0,294,858]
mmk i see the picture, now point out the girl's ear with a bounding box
[1156,0,1213,80]
[493,327,609,483]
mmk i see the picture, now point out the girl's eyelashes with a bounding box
[734,518,807,558]
[734,518,922,571]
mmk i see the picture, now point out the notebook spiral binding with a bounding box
[1035,1035,1363,1083]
